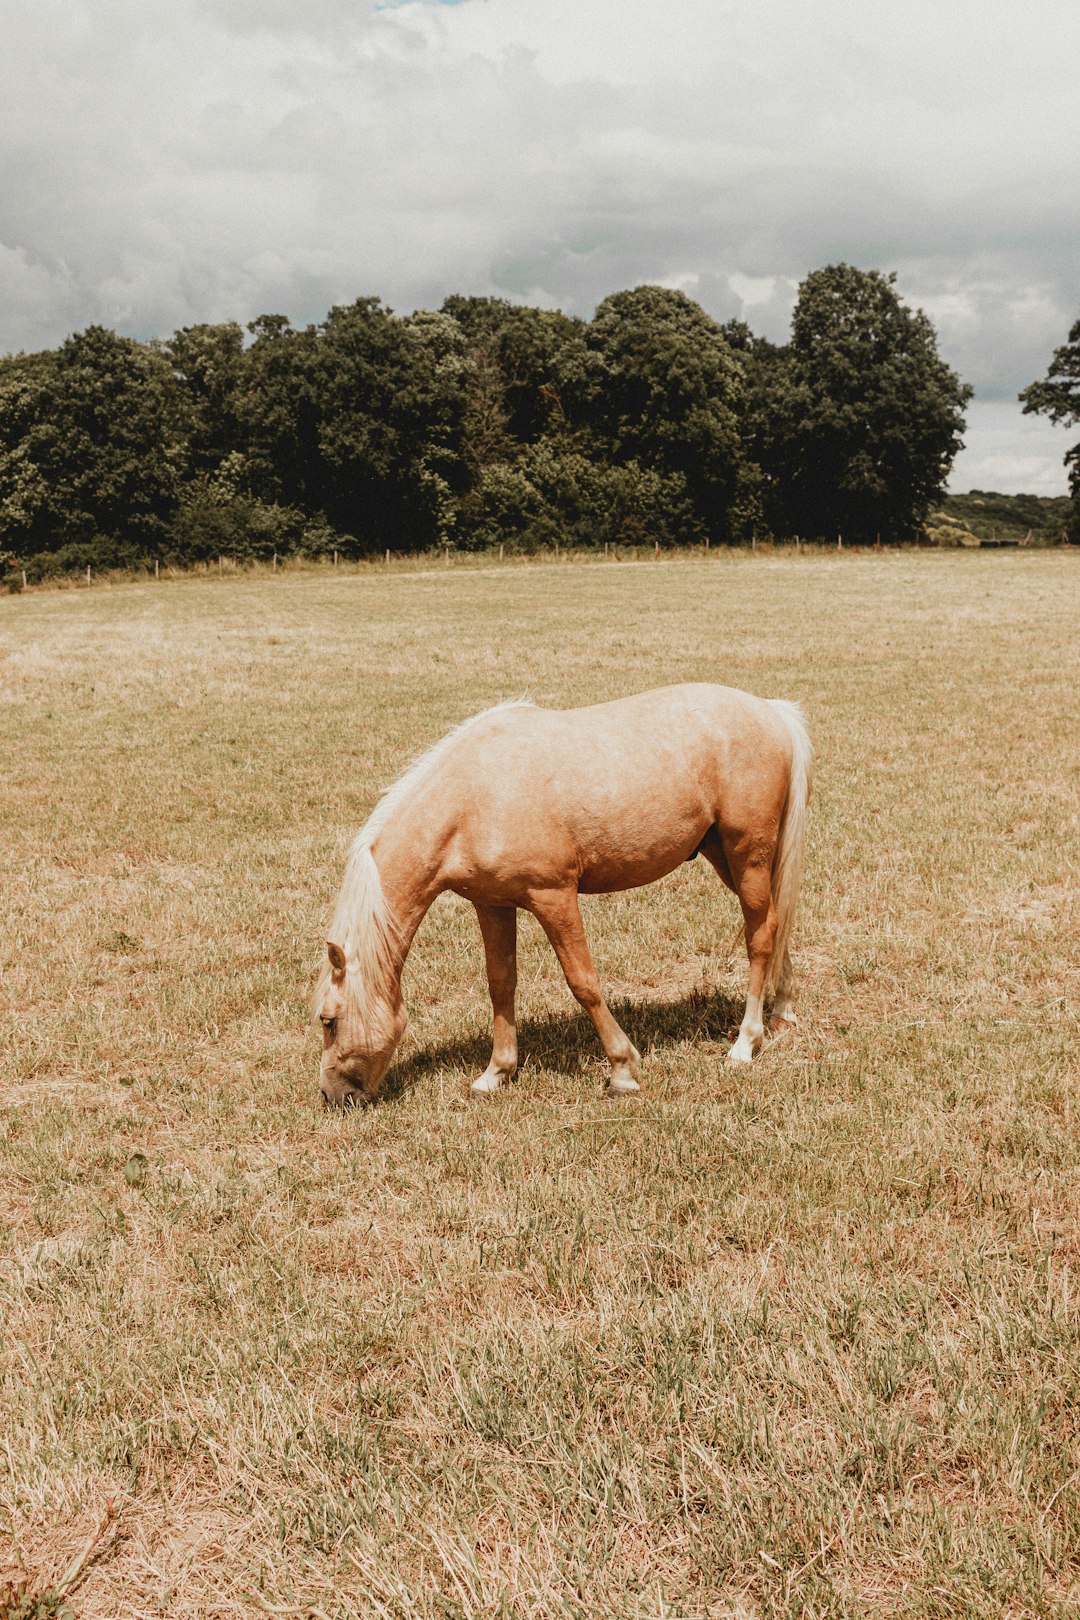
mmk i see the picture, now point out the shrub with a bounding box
[468,447,700,551]
[166,480,306,564]
[22,536,150,584]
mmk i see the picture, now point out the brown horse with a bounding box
[315,684,812,1105]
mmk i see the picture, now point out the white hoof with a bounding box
[727,1033,757,1065]
[470,1068,510,1097]
[605,1044,641,1097]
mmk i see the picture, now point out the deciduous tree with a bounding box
[755,265,970,543]
[0,327,183,556]
[587,286,746,541]
[1020,316,1080,540]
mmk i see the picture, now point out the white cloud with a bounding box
[728,275,779,311]
[950,402,1073,497]
[0,0,1077,487]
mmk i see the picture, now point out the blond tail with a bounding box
[764,700,813,1000]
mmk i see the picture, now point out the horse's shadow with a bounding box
[382,985,744,1102]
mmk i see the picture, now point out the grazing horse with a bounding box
[315,684,812,1106]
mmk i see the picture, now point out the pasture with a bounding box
[1,550,1078,1618]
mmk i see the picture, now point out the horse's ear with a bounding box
[327,940,347,976]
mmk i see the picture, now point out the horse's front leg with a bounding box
[471,904,519,1096]
[529,888,641,1097]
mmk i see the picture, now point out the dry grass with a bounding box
[1,550,1078,1618]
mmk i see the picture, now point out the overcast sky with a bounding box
[1,0,1077,493]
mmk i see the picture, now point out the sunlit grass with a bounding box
[1,550,1078,1617]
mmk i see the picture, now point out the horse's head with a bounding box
[317,940,407,1107]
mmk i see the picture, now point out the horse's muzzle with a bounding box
[320,1080,367,1109]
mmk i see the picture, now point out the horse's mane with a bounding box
[312,700,533,1027]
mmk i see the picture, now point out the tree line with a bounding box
[0,261,1022,580]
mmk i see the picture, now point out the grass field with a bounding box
[1,550,1078,1619]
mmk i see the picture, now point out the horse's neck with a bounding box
[368,803,448,970]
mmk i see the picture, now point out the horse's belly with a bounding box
[577,846,690,893]
[574,807,708,893]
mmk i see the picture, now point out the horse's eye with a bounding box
[321,1017,337,1036]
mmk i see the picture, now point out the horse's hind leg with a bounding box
[770,948,798,1035]
[528,888,641,1097]
[696,829,776,1062]
[471,904,518,1096]
[724,853,778,1065]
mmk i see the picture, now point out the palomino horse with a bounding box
[315,684,812,1105]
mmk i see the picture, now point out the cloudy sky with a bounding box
[1,0,1077,493]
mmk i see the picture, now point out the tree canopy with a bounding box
[587,286,749,542]
[0,327,182,561]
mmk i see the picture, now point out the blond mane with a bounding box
[313,700,534,1027]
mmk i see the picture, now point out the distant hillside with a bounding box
[936,491,1073,544]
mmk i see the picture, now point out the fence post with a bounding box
[837,532,843,550]
[444,545,449,565]
[86,565,91,586]
[499,543,504,561]
[155,558,159,579]
[653,540,660,559]
[333,549,338,568]
[22,568,27,589]
[272,552,277,571]
[385,549,390,564]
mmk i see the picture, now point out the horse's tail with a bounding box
[765,700,813,1000]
